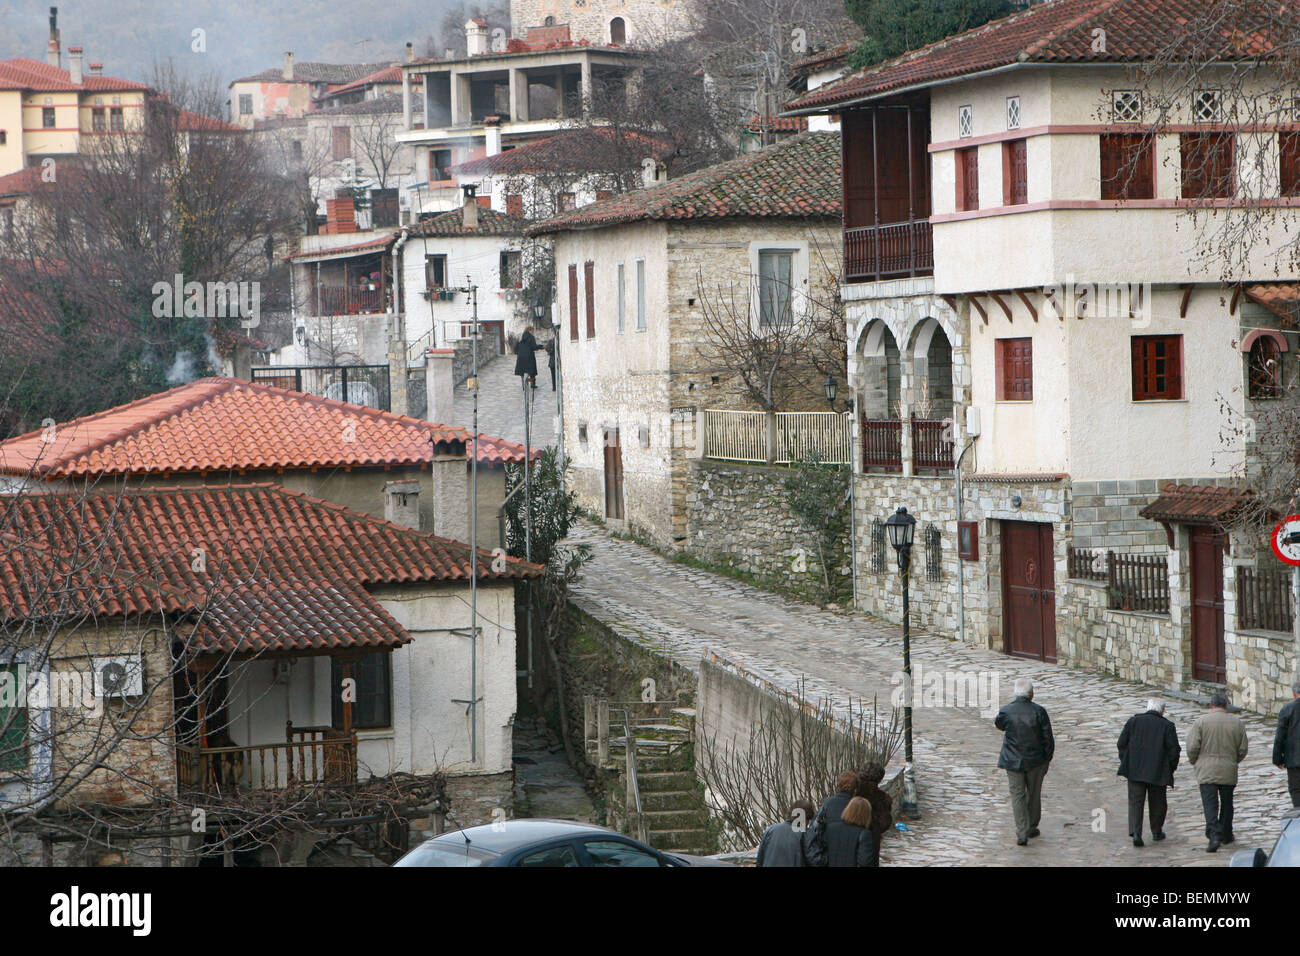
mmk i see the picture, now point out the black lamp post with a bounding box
[885,505,921,819]
[824,374,838,410]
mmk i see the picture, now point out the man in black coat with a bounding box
[1274,680,1300,807]
[1118,698,1181,846]
[513,326,545,388]
[994,677,1055,846]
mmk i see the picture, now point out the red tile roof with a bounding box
[1139,484,1254,524]
[743,114,809,134]
[0,377,536,478]
[287,233,397,261]
[408,206,528,237]
[0,57,150,93]
[528,131,840,234]
[0,483,538,655]
[320,66,409,100]
[233,61,394,85]
[788,0,1278,112]
[792,39,860,77]
[1244,283,1300,323]
[450,127,675,177]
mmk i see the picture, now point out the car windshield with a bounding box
[394,841,496,867]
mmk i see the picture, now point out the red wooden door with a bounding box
[1002,521,1057,662]
[1190,528,1226,682]
[603,427,624,520]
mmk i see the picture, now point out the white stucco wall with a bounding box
[402,232,524,350]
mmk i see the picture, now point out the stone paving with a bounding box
[451,352,558,450]
[568,521,1295,866]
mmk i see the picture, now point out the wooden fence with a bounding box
[1236,566,1295,632]
[861,418,903,472]
[702,409,851,465]
[1068,546,1169,613]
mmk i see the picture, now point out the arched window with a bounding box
[1248,335,1283,399]
[544,15,556,26]
[610,17,626,44]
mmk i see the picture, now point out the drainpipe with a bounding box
[955,436,978,646]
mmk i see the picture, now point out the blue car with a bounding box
[393,819,731,867]
[1229,807,1300,867]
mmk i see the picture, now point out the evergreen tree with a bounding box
[846,0,1017,70]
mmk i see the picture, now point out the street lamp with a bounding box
[885,505,921,819]
[823,374,838,409]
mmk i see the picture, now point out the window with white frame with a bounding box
[1112,90,1142,123]
[958,105,973,138]
[617,262,626,333]
[757,249,794,328]
[1193,89,1223,123]
[635,259,646,331]
[1006,96,1021,130]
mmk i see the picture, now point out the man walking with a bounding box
[756,800,817,867]
[513,325,545,389]
[1273,680,1300,807]
[1117,698,1180,847]
[994,677,1054,846]
[1187,692,1248,852]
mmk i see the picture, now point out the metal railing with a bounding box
[702,409,851,465]
[251,365,391,411]
[845,220,934,283]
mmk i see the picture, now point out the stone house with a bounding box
[787,0,1300,712]
[0,481,537,866]
[530,131,843,545]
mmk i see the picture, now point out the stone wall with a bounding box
[1071,476,1240,553]
[684,458,852,603]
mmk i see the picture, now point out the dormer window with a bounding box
[1006,96,1020,130]
[1112,90,1142,123]
[957,105,973,138]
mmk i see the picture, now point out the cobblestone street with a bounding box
[568,522,1295,866]
[451,352,559,450]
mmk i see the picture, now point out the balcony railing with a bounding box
[1067,547,1170,613]
[912,417,954,472]
[313,285,387,316]
[845,221,933,283]
[861,418,903,473]
[251,365,391,411]
[176,726,358,794]
[701,409,851,464]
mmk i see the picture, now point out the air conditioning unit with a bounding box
[93,655,144,698]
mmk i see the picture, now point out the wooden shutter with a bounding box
[505,194,524,216]
[996,338,1033,401]
[1165,335,1183,399]
[1181,133,1235,198]
[584,261,596,338]
[1282,133,1300,197]
[1003,139,1027,205]
[956,147,979,211]
[568,264,579,341]
[1101,134,1154,200]
[332,125,351,160]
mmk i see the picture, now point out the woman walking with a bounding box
[824,795,875,867]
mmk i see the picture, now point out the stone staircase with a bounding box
[591,702,715,855]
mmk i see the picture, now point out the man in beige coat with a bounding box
[1187,692,1249,853]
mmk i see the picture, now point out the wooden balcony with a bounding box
[176,723,358,795]
[912,417,955,472]
[845,221,933,283]
[313,285,387,316]
[861,418,903,473]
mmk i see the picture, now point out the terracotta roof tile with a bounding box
[788,0,1278,112]
[0,483,538,655]
[1244,283,1300,323]
[528,131,840,234]
[0,377,536,477]
[408,207,528,237]
[0,57,150,93]
[1139,484,1254,524]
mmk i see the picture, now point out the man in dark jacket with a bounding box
[544,337,556,391]
[994,677,1055,846]
[1118,698,1181,846]
[513,326,545,388]
[756,800,816,867]
[805,771,859,866]
[856,763,893,866]
[1274,680,1300,807]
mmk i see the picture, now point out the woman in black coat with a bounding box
[514,326,545,387]
[824,795,875,867]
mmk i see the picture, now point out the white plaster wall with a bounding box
[402,233,524,350]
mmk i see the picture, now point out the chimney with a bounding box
[484,115,502,156]
[282,51,294,81]
[466,19,489,56]
[325,196,357,233]
[88,62,102,76]
[405,41,414,63]
[383,479,422,529]
[46,6,61,67]
[444,48,454,59]
[461,184,479,229]
[642,156,667,188]
[425,348,455,426]
[430,449,469,542]
[68,46,82,85]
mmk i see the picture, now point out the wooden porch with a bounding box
[176,722,359,795]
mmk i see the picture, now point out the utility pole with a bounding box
[523,366,534,691]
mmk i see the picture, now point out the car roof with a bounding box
[428,819,618,852]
